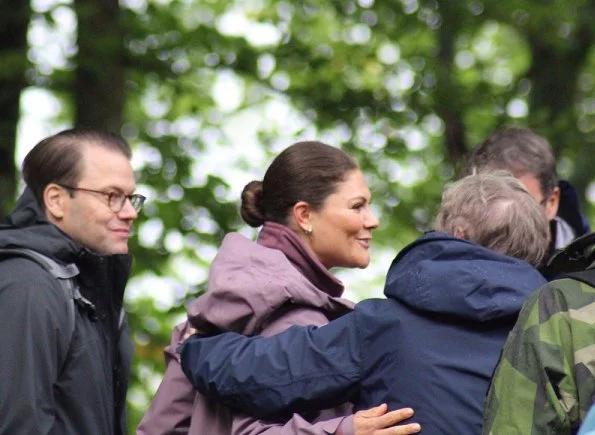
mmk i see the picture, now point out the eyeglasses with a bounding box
[58,184,146,213]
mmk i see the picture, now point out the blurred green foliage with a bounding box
[2,0,595,432]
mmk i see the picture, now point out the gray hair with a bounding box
[435,171,549,267]
[465,126,557,197]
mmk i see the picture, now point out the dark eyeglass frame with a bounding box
[58,184,146,213]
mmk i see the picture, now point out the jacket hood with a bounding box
[188,232,353,335]
[384,231,547,322]
[557,180,591,237]
[0,189,82,262]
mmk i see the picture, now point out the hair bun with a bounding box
[240,180,266,227]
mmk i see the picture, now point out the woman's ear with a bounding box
[44,184,66,221]
[291,201,312,234]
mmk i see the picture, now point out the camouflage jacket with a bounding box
[483,272,595,435]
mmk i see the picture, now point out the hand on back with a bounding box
[354,403,421,435]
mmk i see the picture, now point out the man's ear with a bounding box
[544,186,560,221]
[44,184,66,220]
[291,201,312,234]
[452,219,468,240]
[453,227,466,240]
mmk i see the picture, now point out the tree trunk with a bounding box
[434,3,468,166]
[525,23,594,206]
[0,0,31,216]
[73,0,124,133]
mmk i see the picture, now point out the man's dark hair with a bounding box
[465,126,558,197]
[22,129,132,206]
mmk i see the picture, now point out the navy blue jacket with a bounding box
[181,232,547,434]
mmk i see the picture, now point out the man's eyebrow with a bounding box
[98,186,136,195]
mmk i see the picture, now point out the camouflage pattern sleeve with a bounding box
[482,278,595,435]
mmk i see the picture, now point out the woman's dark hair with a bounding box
[240,141,359,227]
[22,128,132,207]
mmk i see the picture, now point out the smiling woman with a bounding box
[138,141,420,435]
[297,169,378,270]
[240,141,378,270]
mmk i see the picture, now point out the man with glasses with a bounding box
[0,129,145,434]
[465,126,590,278]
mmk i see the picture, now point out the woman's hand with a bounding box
[182,326,199,341]
[354,404,421,435]
[173,326,200,363]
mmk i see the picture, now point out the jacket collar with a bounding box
[384,231,546,321]
[258,221,344,297]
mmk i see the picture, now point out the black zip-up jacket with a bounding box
[0,189,134,435]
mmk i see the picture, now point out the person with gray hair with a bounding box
[436,170,549,267]
[179,171,549,435]
[465,126,590,274]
